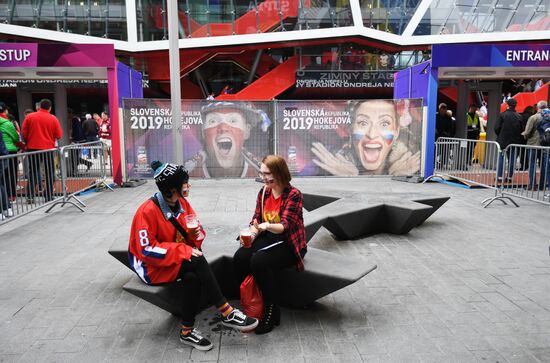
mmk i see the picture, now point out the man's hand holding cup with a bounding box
[185,214,201,239]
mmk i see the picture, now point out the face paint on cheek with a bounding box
[352,132,364,142]
[204,127,218,145]
[204,123,245,138]
[381,130,395,145]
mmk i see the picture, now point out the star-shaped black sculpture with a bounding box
[302,192,450,240]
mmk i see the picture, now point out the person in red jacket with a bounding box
[21,99,63,203]
[99,112,111,164]
[128,160,258,351]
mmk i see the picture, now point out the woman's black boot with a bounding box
[255,303,280,335]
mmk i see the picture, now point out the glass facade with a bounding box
[0,0,547,41]
[0,0,128,40]
[414,0,549,35]
[135,0,354,41]
[360,0,422,34]
[297,0,353,30]
[298,44,429,72]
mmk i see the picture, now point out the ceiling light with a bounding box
[0,71,25,77]
[505,71,550,77]
[442,71,496,77]
[36,71,95,77]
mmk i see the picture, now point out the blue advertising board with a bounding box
[432,44,550,68]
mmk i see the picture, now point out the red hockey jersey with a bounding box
[128,194,205,284]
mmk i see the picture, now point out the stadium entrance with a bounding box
[395,43,550,178]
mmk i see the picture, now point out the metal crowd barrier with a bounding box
[426,137,550,208]
[0,148,61,222]
[427,137,503,187]
[45,141,114,213]
[497,144,550,206]
[0,141,113,225]
[103,141,113,177]
[425,137,518,208]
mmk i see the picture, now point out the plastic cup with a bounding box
[185,214,199,234]
[240,224,253,248]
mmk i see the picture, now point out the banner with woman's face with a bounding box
[276,99,423,176]
[122,98,422,178]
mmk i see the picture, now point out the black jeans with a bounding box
[173,254,227,326]
[0,162,10,211]
[27,151,55,201]
[67,146,91,177]
[4,152,18,198]
[233,232,297,305]
[86,136,99,158]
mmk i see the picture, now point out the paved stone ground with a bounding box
[0,178,549,363]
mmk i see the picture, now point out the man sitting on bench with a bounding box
[128,160,258,351]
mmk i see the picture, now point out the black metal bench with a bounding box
[108,206,376,314]
[120,245,377,315]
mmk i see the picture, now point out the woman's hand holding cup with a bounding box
[239,224,253,248]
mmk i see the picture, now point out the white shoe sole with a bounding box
[179,337,213,351]
[222,318,259,332]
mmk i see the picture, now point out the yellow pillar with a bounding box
[473,132,486,163]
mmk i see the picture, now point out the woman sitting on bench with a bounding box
[128,161,258,351]
[233,154,307,334]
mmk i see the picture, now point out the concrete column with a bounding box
[167,0,183,164]
[456,81,469,138]
[486,87,502,142]
[54,84,69,146]
[16,87,32,125]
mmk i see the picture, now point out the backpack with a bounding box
[0,130,8,156]
[538,109,550,146]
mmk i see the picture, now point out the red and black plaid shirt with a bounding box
[252,184,307,271]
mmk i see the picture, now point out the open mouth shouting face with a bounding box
[352,100,398,173]
[204,110,250,169]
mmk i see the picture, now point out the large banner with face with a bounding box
[276,99,423,176]
[123,99,274,179]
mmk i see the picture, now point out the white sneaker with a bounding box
[4,208,13,217]
[179,328,213,351]
[221,309,259,331]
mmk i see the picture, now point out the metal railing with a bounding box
[297,50,429,72]
[424,137,517,207]
[426,137,550,208]
[0,148,61,222]
[0,141,112,225]
[427,137,503,187]
[497,144,550,206]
